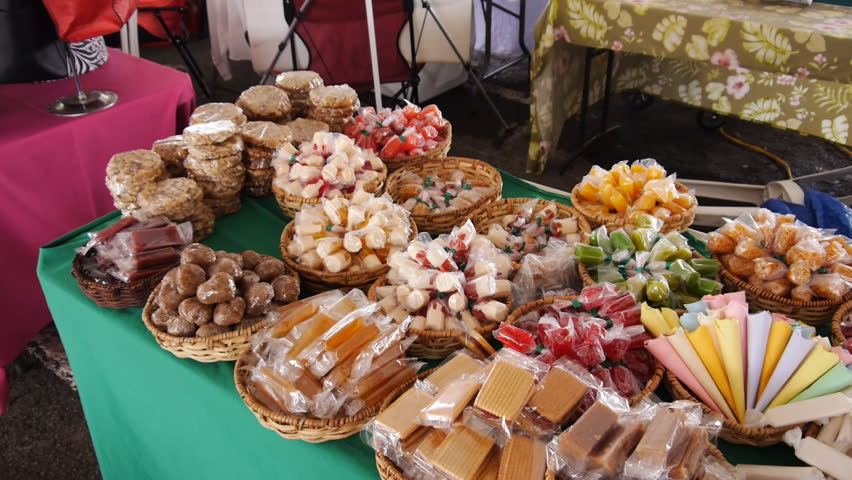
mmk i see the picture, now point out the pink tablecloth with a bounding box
[0,49,195,413]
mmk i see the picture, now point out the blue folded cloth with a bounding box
[762,189,852,237]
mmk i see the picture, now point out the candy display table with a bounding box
[528,0,852,173]
[1,48,195,413]
[37,173,804,479]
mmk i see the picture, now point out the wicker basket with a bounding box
[385,157,502,234]
[281,218,418,294]
[664,369,800,446]
[234,355,383,442]
[141,265,299,362]
[830,299,852,346]
[72,254,170,309]
[570,182,696,234]
[382,124,452,174]
[506,296,664,406]
[715,254,852,327]
[464,198,592,242]
[367,275,505,360]
[271,163,388,219]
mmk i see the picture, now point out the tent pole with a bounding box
[364,0,383,109]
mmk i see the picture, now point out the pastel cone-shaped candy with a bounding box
[716,319,746,422]
[767,348,839,409]
[645,335,722,414]
[791,361,852,403]
[668,328,736,420]
[687,325,737,415]
[758,321,794,399]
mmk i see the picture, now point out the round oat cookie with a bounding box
[189,204,215,242]
[309,85,358,108]
[244,145,275,169]
[106,150,168,205]
[285,118,329,144]
[236,86,292,120]
[183,120,240,146]
[188,167,246,197]
[184,154,243,172]
[241,121,293,149]
[152,135,188,163]
[244,168,275,197]
[275,70,323,93]
[204,194,241,217]
[308,104,358,118]
[185,156,246,181]
[137,177,204,219]
[186,135,244,160]
[189,103,247,127]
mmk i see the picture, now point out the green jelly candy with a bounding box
[576,244,606,266]
[610,229,636,253]
[691,278,723,297]
[630,228,659,252]
[590,226,613,254]
[649,238,678,262]
[689,258,720,277]
[669,259,700,289]
[594,264,626,284]
[646,276,671,303]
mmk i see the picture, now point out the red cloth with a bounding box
[137,0,189,42]
[43,0,138,42]
[0,49,195,414]
[293,0,411,90]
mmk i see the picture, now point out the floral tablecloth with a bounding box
[529,0,852,173]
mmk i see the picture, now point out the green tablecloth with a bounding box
[36,172,799,479]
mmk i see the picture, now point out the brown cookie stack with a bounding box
[307,84,359,133]
[152,135,188,177]
[182,120,246,218]
[285,118,329,146]
[105,149,168,215]
[136,178,215,242]
[241,121,294,197]
[275,70,324,117]
[236,86,292,123]
[189,102,247,127]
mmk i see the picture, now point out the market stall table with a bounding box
[1,48,195,413]
[528,0,852,173]
[38,173,804,479]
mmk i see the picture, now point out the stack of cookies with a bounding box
[241,121,294,197]
[137,178,215,242]
[152,135,188,177]
[274,70,324,117]
[307,85,359,133]
[182,120,246,218]
[285,118,329,146]
[236,86,292,123]
[189,102,247,127]
[105,150,168,215]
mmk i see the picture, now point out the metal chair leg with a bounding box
[148,8,213,98]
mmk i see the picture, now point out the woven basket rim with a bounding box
[570,181,697,233]
[505,295,664,406]
[233,355,382,429]
[141,262,301,347]
[381,124,452,167]
[830,299,852,346]
[366,275,509,339]
[280,217,418,284]
[664,368,800,442]
[714,254,852,308]
[385,156,503,223]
